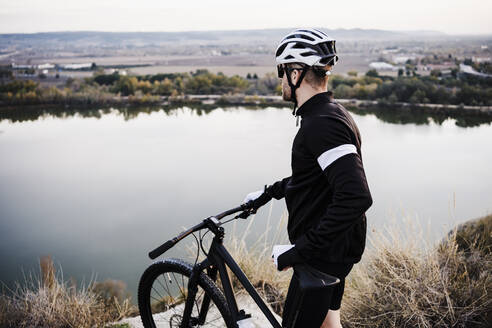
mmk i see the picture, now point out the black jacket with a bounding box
[269,92,372,269]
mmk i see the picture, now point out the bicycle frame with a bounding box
[182,224,282,328]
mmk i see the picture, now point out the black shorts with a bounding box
[282,262,353,328]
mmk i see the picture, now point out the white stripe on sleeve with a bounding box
[317,144,357,171]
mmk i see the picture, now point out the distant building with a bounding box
[369,62,399,71]
[61,63,93,70]
[381,47,399,54]
[440,69,453,78]
[393,56,416,64]
[472,56,491,63]
[459,64,492,78]
[11,63,35,70]
[105,69,127,76]
[38,63,55,70]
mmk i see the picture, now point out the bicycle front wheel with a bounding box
[138,258,234,328]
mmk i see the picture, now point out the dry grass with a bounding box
[224,208,292,314]
[2,212,489,327]
[198,210,492,328]
[341,214,492,328]
[216,211,491,326]
[188,205,292,315]
[0,256,135,328]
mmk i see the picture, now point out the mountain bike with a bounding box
[138,202,339,328]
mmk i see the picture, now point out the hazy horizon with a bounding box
[0,0,491,35]
[0,27,489,37]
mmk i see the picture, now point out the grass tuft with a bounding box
[1,212,490,327]
[341,214,492,328]
[0,256,135,328]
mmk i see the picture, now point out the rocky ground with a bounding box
[117,293,282,328]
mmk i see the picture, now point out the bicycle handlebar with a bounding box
[214,202,252,220]
[148,201,254,259]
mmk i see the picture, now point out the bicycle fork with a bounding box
[181,259,216,328]
[198,264,218,324]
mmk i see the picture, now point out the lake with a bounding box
[1,105,491,300]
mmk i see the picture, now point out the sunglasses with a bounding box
[277,65,286,78]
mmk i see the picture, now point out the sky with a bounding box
[0,0,491,35]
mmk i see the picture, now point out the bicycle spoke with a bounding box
[157,274,176,306]
[151,286,165,302]
[156,274,170,295]
[140,261,229,328]
[162,274,181,315]
[172,271,187,301]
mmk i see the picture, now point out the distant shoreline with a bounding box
[1,94,491,117]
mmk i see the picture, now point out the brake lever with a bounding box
[236,209,255,219]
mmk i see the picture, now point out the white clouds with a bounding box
[0,0,490,34]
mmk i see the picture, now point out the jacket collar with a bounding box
[296,92,333,118]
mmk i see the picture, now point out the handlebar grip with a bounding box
[149,240,175,259]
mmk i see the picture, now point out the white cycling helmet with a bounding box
[275,28,338,67]
[275,28,338,115]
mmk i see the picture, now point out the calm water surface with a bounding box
[1,106,491,298]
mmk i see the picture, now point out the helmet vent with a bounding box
[301,51,316,57]
[295,34,314,41]
[276,43,287,57]
[299,29,321,39]
[313,29,328,37]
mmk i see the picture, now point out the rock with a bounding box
[115,293,282,328]
[444,214,492,256]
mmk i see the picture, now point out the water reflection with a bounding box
[1,105,491,301]
[349,107,492,127]
[1,103,491,127]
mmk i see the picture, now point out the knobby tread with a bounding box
[138,258,235,328]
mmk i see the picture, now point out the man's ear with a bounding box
[290,69,298,85]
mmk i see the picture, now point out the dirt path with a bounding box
[117,293,282,328]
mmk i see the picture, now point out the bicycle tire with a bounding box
[138,258,235,328]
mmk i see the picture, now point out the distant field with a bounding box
[22,53,374,80]
[130,65,275,77]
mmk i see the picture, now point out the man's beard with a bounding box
[282,83,291,102]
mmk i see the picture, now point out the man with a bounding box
[244,29,372,328]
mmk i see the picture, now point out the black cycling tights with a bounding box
[282,262,353,328]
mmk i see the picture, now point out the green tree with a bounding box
[185,74,212,94]
[430,69,441,77]
[153,79,174,96]
[334,84,354,99]
[94,73,120,86]
[113,76,138,96]
[365,69,379,78]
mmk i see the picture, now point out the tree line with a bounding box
[331,69,491,106]
[0,67,490,107]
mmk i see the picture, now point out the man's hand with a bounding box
[243,186,273,211]
[272,244,295,271]
[243,190,263,203]
[275,245,305,271]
